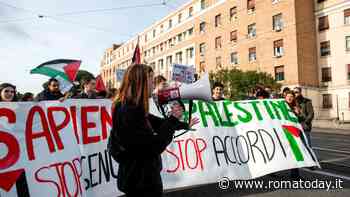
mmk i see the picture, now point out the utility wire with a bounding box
[0,1,166,24]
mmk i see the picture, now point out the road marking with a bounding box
[302,169,350,181]
[320,156,350,163]
[314,147,350,154]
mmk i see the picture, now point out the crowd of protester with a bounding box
[0,76,118,103]
[0,67,316,197]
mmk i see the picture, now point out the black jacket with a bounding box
[73,91,100,99]
[295,96,314,132]
[35,90,63,101]
[110,104,188,193]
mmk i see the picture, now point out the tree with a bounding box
[209,68,281,100]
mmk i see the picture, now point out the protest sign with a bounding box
[0,99,319,197]
[171,64,195,84]
[116,69,125,82]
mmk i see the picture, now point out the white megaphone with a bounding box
[157,73,212,104]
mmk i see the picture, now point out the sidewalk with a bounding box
[313,119,350,135]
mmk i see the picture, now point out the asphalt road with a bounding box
[162,128,350,197]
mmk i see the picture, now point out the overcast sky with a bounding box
[0,0,187,94]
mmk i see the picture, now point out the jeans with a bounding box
[304,132,312,147]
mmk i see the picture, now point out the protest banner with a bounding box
[171,64,195,84]
[0,99,319,197]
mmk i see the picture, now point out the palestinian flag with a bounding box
[282,125,317,162]
[30,59,81,81]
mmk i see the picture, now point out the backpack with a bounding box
[107,101,127,163]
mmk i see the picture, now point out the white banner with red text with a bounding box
[0,99,319,197]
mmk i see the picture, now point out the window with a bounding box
[200,61,206,73]
[189,7,193,17]
[345,9,350,25]
[274,39,284,57]
[230,52,238,64]
[150,62,156,70]
[347,64,350,80]
[153,29,156,38]
[230,30,237,42]
[318,0,326,3]
[166,55,173,67]
[201,0,206,10]
[320,41,331,56]
[175,52,183,64]
[275,66,284,81]
[158,59,164,70]
[216,56,222,68]
[183,31,187,39]
[273,13,283,31]
[215,14,221,27]
[321,67,332,82]
[199,42,206,54]
[322,94,332,109]
[178,13,182,23]
[230,7,237,21]
[247,0,255,11]
[177,33,183,42]
[215,36,222,49]
[200,22,206,33]
[169,19,173,29]
[168,39,173,47]
[346,36,350,51]
[249,47,256,62]
[144,34,148,42]
[188,27,194,36]
[186,47,194,60]
[160,43,164,52]
[160,25,164,33]
[318,16,329,31]
[248,23,256,38]
[152,47,155,55]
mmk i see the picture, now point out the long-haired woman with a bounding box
[0,83,17,102]
[109,64,198,197]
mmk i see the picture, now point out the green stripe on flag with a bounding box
[283,128,304,161]
[30,66,69,81]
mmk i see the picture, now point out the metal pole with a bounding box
[336,94,339,120]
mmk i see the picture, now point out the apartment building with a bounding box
[315,0,350,121]
[101,0,318,86]
[102,0,350,119]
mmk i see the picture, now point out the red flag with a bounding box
[132,36,141,64]
[95,75,106,92]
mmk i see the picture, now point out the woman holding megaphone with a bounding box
[109,64,199,197]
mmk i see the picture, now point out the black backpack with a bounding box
[107,102,127,163]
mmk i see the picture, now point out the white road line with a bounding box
[314,147,350,154]
[320,156,350,163]
[302,169,350,181]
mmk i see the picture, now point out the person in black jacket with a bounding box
[35,78,64,101]
[109,64,199,197]
[73,78,100,99]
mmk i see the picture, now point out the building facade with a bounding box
[100,0,350,120]
[315,0,350,121]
